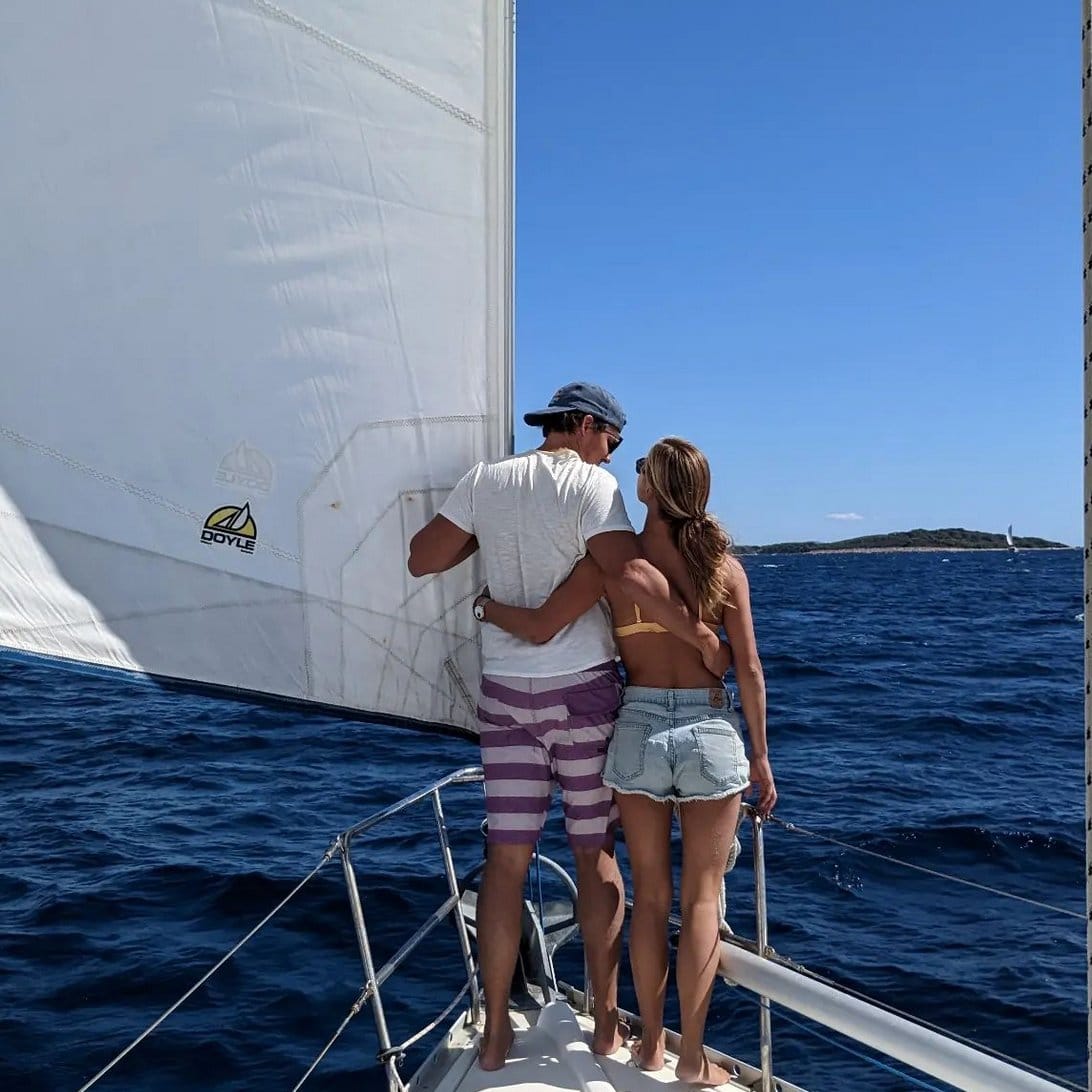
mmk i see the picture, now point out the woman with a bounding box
[477,437,775,1086]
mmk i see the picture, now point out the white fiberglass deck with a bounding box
[417,1001,789,1092]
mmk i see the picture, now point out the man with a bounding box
[407,382,729,1070]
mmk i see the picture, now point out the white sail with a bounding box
[1006,524,1015,547]
[0,0,513,734]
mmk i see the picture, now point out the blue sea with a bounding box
[2,550,1085,1091]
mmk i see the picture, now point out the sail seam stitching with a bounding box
[0,425,301,563]
[443,656,476,716]
[248,0,488,133]
[0,589,475,644]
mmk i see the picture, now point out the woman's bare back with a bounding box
[605,532,725,688]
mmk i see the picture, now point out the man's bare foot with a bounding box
[675,1055,731,1087]
[591,1013,624,1056]
[478,1021,514,1071]
[631,1029,665,1071]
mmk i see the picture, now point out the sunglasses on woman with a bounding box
[635,457,646,476]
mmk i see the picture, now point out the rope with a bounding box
[76,852,336,1091]
[751,946,1085,1090]
[376,974,475,1062]
[730,990,949,1092]
[733,985,1082,1092]
[291,987,370,1092]
[767,816,1083,920]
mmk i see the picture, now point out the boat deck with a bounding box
[417,1000,781,1092]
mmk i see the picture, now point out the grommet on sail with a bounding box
[0,0,514,735]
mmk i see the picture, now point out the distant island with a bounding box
[734,527,1072,555]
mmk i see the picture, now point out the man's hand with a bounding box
[701,633,732,678]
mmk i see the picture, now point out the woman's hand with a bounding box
[748,754,776,818]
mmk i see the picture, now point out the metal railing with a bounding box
[77,766,491,1092]
[336,765,485,1092]
[75,763,1081,1092]
[79,764,1083,1092]
[349,766,1079,1092]
[727,804,1075,1092]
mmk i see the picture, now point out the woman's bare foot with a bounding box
[631,1029,665,1071]
[478,1020,514,1071]
[675,1054,731,1086]
[591,1013,624,1056]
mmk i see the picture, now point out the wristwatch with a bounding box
[473,590,491,622]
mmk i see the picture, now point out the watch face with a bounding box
[474,602,486,621]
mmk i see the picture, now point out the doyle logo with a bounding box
[201,503,257,554]
[216,441,273,495]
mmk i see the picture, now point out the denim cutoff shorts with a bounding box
[602,685,749,803]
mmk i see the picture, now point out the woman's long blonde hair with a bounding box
[643,437,732,616]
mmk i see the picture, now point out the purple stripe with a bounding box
[487,796,552,814]
[480,669,618,711]
[478,725,543,745]
[477,708,522,729]
[484,762,553,780]
[487,828,542,845]
[555,771,609,791]
[480,677,573,709]
[553,741,608,761]
[563,688,622,719]
[561,800,613,820]
[481,713,612,737]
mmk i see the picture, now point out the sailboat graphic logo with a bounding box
[201,503,257,554]
[215,441,273,494]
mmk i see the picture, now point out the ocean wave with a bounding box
[814,821,1083,871]
[3,549,1083,1092]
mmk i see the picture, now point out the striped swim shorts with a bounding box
[477,662,622,849]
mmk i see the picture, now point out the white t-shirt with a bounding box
[439,448,634,677]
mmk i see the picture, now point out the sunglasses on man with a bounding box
[594,422,623,454]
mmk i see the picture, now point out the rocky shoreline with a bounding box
[791,545,1075,556]
[734,528,1073,555]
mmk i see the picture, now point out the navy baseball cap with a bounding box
[523,381,626,431]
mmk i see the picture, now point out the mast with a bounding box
[1082,2,1092,1086]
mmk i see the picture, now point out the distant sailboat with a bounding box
[1006,524,1018,554]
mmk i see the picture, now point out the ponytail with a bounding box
[676,514,731,617]
[643,437,733,615]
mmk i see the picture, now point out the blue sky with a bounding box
[512,2,1077,546]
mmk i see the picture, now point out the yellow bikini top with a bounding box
[613,604,669,639]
